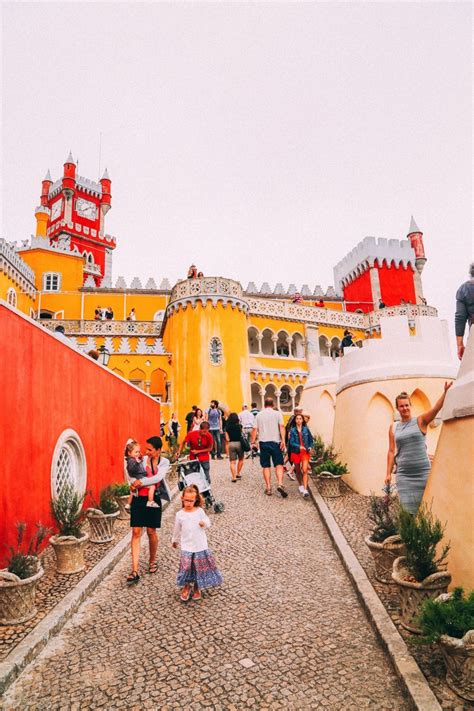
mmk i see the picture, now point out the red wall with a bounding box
[343,269,373,312]
[0,304,161,565]
[378,263,416,306]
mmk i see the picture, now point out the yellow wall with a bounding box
[332,378,447,496]
[0,272,36,315]
[163,301,250,425]
[423,417,474,590]
[250,355,308,371]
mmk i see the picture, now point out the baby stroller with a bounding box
[176,459,225,514]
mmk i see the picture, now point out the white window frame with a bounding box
[209,336,223,366]
[6,287,17,307]
[51,429,87,498]
[43,272,62,292]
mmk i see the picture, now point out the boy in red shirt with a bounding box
[178,421,214,482]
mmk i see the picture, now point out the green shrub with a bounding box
[368,494,399,542]
[417,588,474,644]
[51,485,86,538]
[310,435,337,466]
[398,504,450,582]
[6,522,51,579]
[110,482,130,497]
[89,486,119,514]
[312,459,347,477]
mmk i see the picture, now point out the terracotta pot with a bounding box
[86,509,120,544]
[364,535,405,584]
[50,532,89,574]
[392,556,451,633]
[316,472,343,498]
[114,495,130,520]
[0,566,44,625]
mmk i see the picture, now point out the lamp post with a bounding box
[97,345,110,367]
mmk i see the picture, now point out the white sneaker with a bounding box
[303,489,309,499]
[146,501,159,508]
[286,467,296,481]
[298,485,305,494]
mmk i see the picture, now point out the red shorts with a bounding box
[290,451,310,465]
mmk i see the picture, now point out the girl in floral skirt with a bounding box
[171,485,222,602]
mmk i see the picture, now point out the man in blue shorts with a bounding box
[251,397,288,498]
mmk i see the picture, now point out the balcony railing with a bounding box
[40,319,162,336]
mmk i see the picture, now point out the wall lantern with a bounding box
[97,345,110,367]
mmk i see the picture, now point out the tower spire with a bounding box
[408,215,420,234]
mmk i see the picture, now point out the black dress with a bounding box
[129,459,162,528]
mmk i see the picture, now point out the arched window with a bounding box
[276,331,290,357]
[280,385,293,412]
[291,333,305,358]
[261,329,274,356]
[248,327,259,355]
[6,287,17,308]
[251,382,263,410]
[51,429,87,498]
[319,335,329,357]
[294,385,304,407]
[209,337,223,366]
[153,310,165,322]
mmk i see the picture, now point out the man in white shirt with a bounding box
[251,397,288,498]
[238,404,255,445]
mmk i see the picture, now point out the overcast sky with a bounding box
[1,1,472,328]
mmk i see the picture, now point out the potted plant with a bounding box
[364,494,405,584]
[311,459,348,498]
[50,486,89,574]
[416,588,474,701]
[392,504,451,633]
[110,482,131,520]
[0,522,50,625]
[86,486,120,543]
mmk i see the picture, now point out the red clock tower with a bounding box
[36,152,116,286]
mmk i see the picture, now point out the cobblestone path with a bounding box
[2,461,409,710]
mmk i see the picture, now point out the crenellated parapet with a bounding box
[47,219,116,246]
[167,277,249,314]
[333,237,416,295]
[244,282,338,299]
[0,239,36,295]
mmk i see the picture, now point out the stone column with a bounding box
[271,334,278,356]
[257,333,263,355]
[275,389,281,409]
[285,336,292,357]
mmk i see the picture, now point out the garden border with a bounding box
[309,485,442,711]
[0,487,178,696]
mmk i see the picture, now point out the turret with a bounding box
[40,169,52,206]
[99,168,112,216]
[62,151,76,201]
[407,215,426,274]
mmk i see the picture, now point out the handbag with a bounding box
[240,432,251,452]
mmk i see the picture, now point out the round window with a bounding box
[51,429,87,498]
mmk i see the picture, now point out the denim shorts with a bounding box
[259,441,284,468]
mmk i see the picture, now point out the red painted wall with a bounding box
[378,263,416,306]
[343,269,373,312]
[0,304,161,565]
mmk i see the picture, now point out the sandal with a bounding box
[192,588,202,601]
[264,489,272,496]
[126,571,140,585]
[148,561,158,574]
[180,586,191,602]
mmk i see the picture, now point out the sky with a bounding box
[1,1,472,329]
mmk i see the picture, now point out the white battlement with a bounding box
[76,174,102,196]
[333,236,416,295]
[0,239,36,284]
[244,282,339,299]
[336,315,457,394]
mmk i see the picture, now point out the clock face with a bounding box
[51,199,62,221]
[76,197,97,221]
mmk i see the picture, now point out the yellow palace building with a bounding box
[1,154,435,426]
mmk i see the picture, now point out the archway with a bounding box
[248,327,260,355]
[129,368,146,391]
[319,335,329,357]
[276,330,290,357]
[279,384,293,412]
[251,382,263,410]
[261,329,274,356]
[291,332,305,358]
[150,368,167,399]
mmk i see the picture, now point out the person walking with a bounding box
[288,414,314,498]
[385,383,453,514]
[251,397,288,498]
[206,400,223,459]
[185,405,197,433]
[224,412,245,482]
[126,436,170,584]
[284,407,304,481]
[172,484,222,602]
[250,402,260,417]
[127,308,136,321]
[238,404,255,447]
[455,263,474,360]
[168,413,181,441]
[178,421,214,484]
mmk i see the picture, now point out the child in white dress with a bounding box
[172,485,222,601]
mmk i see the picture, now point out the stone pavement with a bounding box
[2,460,409,710]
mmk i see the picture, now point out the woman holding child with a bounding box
[126,435,170,585]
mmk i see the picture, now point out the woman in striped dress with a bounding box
[385,383,452,514]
